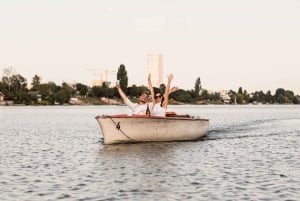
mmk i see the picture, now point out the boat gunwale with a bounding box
[95,114,209,121]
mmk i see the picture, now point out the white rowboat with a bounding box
[95,114,209,144]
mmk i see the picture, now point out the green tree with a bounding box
[2,67,15,95]
[39,83,50,100]
[170,89,193,103]
[235,87,244,104]
[117,64,128,93]
[243,90,250,103]
[285,90,294,103]
[265,90,273,103]
[10,74,27,103]
[91,86,104,98]
[48,82,57,94]
[228,90,237,104]
[275,88,286,104]
[127,84,139,98]
[43,81,58,105]
[55,89,68,105]
[106,87,116,98]
[236,93,244,104]
[200,89,210,100]
[76,83,89,97]
[62,82,75,98]
[292,96,300,104]
[194,77,201,98]
[238,87,243,94]
[251,91,266,103]
[31,74,41,91]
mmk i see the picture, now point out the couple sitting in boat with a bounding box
[116,74,178,117]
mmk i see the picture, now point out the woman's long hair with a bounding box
[160,96,165,107]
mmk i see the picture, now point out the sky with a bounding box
[1,0,299,95]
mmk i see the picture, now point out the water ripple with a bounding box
[0,105,300,201]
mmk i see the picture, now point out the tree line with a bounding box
[1,65,299,105]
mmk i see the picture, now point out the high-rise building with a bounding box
[147,54,163,88]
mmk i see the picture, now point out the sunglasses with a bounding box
[155,95,162,99]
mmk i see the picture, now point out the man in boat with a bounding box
[116,82,153,115]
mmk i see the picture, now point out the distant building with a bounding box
[147,54,163,87]
[0,92,13,105]
[218,90,231,104]
[92,80,111,87]
[92,80,103,87]
[28,91,42,103]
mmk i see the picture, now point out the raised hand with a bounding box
[167,73,174,82]
[169,86,178,94]
[148,74,151,83]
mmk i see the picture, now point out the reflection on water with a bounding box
[0,105,299,201]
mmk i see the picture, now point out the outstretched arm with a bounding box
[162,74,174,109]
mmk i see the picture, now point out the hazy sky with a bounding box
[1,0,299,94]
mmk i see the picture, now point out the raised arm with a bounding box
[162,74,174,109]
[147,74,155,105]
[116,82,127,101]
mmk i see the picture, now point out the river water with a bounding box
[0,105,299,201]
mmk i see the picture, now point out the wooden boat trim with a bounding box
[96,114,209,121]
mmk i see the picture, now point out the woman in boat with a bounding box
[116,82,152,115]
[148,73,177,116]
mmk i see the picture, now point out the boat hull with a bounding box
[95,115,209,144]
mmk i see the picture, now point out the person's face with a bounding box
[154,93,162,103]
[139,93,148,104]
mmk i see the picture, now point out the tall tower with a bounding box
[147,54,163,87]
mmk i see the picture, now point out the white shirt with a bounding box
[151,103,166,117]
[124,98,153,115]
